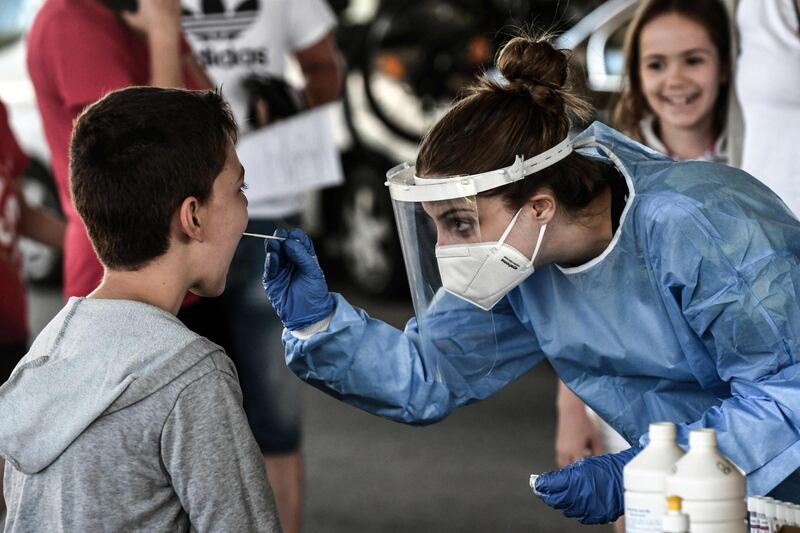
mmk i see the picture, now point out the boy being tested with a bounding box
[0,87,280,532]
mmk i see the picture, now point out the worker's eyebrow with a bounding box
[437,208,474,220]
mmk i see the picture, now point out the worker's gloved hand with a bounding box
[262,228,335,330]
[533,446,641,524]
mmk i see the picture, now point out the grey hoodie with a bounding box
[0,298,280,532]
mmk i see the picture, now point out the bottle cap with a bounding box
[663,496,690,533]
[667,495,683,512]
[689,428,717,448]
[650,422,677,441]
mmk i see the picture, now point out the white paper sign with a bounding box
[236,103,344,202]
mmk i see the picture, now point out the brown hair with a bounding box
[416,33,610,215]
[612,0,731,139]
[70,86,238,270]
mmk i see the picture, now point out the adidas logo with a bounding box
[182,0,259,41]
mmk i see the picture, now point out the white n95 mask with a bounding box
[435,209,547,311]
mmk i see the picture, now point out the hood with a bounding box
[0,297,218,474]
[574,121,672,165]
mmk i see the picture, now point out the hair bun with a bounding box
[496,36,570,105]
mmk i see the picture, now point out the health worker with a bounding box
[261,34,800,523]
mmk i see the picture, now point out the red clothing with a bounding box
[27,0,202,300]
[0,101,31,344]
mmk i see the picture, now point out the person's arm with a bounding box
[287,0,341,108]
[555,382,604,467]
[18,194,64,249]
[286,292,543,425]
[264,229,544,425]
[182,48,215,90]
[0,105,61,248]
[146,30,181,88]
[160,358,281,532]
[295,34,342,107]
[121,0,183,88]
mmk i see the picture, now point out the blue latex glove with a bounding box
[262,228,335,331]
[533,446,641,524]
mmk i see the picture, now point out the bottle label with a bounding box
[625,506,663,533]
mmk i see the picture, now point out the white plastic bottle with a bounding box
[763,499,778,533]
[749,496,761,533]
[759,496,775,533]
[624,422,686,533]
[662,495,690,533]
[763,497,776,533]
[776,502,790,530]
[750,497,769,532]
[664,428,747,533]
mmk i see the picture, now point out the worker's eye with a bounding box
[446,217,476,238]
[454,220,473,233]
[240,182,249,193]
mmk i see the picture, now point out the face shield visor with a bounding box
[384,137,574,378]
[386,136,573,311]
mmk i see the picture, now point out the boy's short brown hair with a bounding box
[70,86,238,270]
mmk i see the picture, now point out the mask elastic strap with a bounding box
[496,208,546,267]
[495,208,525,248]
[529,224,547,267]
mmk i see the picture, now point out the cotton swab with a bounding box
[242,232,286,241]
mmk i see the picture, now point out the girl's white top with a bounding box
[638,115,728,164]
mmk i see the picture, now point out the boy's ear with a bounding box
[178,196,205,242]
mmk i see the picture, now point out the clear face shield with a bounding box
[385,137,573,378]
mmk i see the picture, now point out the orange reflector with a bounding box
[378,53,406,81]
[468,36,491,64]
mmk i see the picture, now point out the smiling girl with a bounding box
[613,0,731,163]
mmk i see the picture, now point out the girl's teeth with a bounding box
[667,96,692,104]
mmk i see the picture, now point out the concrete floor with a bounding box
[26,283,611,533]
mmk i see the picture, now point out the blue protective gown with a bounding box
[284,122,800,500]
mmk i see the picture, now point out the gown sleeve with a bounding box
[283,291,544,425]
[648,196,800,495]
